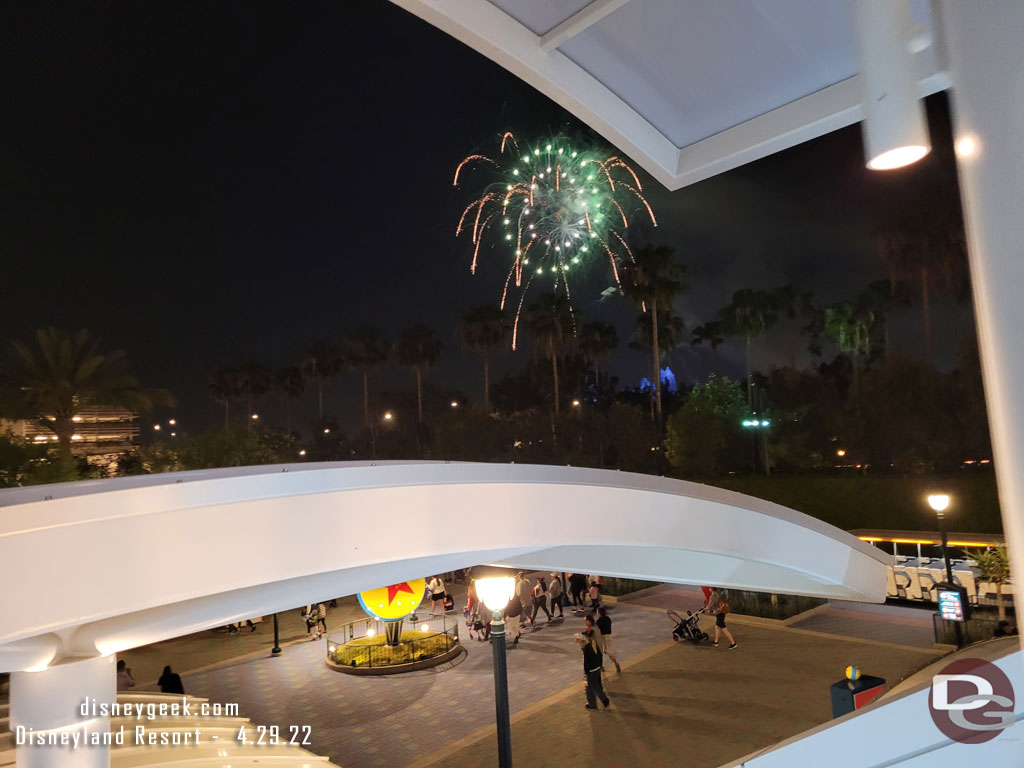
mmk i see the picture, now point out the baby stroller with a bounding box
[668,608,710,645]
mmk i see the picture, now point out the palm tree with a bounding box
[394,324,443,422]
[973,547,1012,622]
[455,306,509,413]
[238,361,271,425]
[632,309,685,414]
[824,301,876,404]
[11,328,175,458]
[773,284,801,368]
[343,327,389,429]
[301,340,342,421]
[273,366,305,434]
[718,288,778,408]
[619,244,686,423]
[526,293,575,417]
[691,321,725,372]
[578,321,618,389]
[208,367,243,427]
[872,201,968,361]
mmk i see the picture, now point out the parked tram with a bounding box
[850,529,1013,605]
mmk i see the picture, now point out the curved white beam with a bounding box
[0,462,887,667]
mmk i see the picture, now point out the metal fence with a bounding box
[326,612,459,669]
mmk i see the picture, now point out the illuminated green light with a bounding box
[545,144,552,151]
[534,148,540,155]
[512,169,519,175]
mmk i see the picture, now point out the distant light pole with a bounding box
[741,418,771,476]
[476,576,515,768]
[928,493,963,648]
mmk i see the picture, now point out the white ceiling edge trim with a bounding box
[391,0,681,189]
[392,0,951,191]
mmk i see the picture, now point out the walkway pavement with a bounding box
[121,579,945,768]
[417,622,939,768]
[182,602,668,767]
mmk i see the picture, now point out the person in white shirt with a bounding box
[428,576,447,613]
[116,659,135,690]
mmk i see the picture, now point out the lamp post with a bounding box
[928,493,963,648]
[476,576,515,768]
[271,613,282,656]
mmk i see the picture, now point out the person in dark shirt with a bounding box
[595,606,621,674]
[578,628,610,709]
[158,665,185,694]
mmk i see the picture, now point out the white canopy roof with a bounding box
[393,0,950,189]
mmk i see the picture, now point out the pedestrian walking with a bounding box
[316,602,328,636]
[548,572,565,618]
[577,628,610,709]
[516,572,535,626]
[428,575,447,614]
[531,577,552,624]
[587,581,601,611]
[302,604,316,639]
[711,593,737,649]
[158,665,185,694]
[505,592,523,648]
[569,572,587,610]
[595,606,621,673]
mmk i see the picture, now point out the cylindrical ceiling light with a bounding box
[854,0,931,170]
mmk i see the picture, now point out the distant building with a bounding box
[0,406,139,456]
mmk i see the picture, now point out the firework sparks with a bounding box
[454,133,656,346]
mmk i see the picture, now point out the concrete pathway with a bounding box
[420,622,940,768]
[183,602,667,767]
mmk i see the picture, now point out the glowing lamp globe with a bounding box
[477,576,516,612]
[927,494,950,513]
[357,577,427,622]
[845,665,861,681]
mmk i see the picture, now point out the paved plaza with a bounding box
[162,583,942,768]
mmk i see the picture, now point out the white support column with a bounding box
[10,655,115,768]
[938,0,1024,651]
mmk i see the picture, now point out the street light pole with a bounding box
[936,511,964,648]
[490,609,513,768]
[476,576,515,768]
[929,494,963,649]
[271,613,282,656]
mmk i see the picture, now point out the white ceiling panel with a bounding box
[391,0,949,189]
[488,0,593,35]
[559,0,859,147]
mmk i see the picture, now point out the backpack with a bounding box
[719,600,730,615]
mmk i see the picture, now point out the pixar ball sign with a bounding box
[358,578,426,622]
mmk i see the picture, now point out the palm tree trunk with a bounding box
[996,582,1006,622]
[285,399,292,435]
[551,344,560,418]
[317,378,324,421]
[593,361,599,392]
[745,333,752,408]
[483,357,490,413]
[651,297,661,424]
[55,419,73,460]
[416,369,423,423]
[362,371,370,429]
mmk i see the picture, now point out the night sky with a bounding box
[0,1,974,434]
